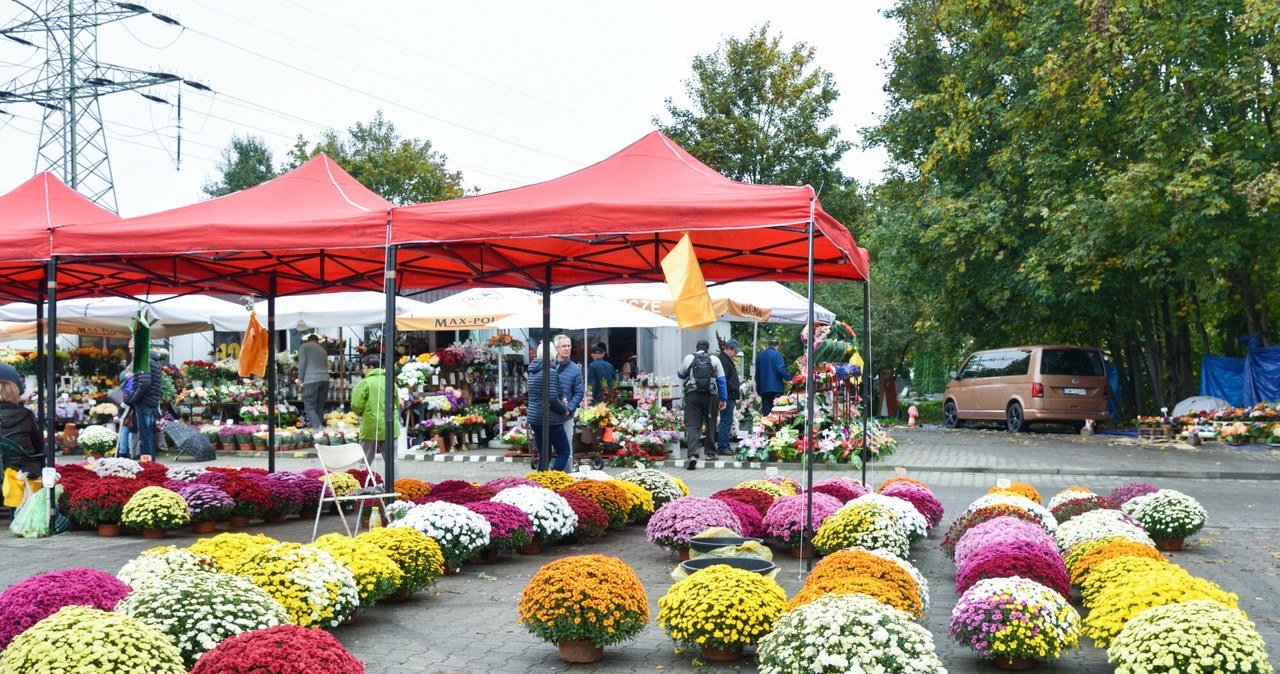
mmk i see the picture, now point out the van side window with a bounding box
[974,349,1031,377]
[1002,350,1032,377]
[958,354,984,379]
[1041,349,1104,376]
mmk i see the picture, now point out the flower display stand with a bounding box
[700,645,743,662]
[993,655,1036,670]
[557,640,604,664]
[1137,424,1176,441]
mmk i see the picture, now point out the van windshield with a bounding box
[1040,349,1104,376]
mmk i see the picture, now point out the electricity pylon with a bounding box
[1,1,191,212]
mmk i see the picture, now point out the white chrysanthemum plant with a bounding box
[615,467,684,508]
[87,455,142,478]
[78,424,120,456]
[1055,508,1154,552]
[491,485,578,542]
[117,547,220,592]
[166,465,208,482]
[389,501,492,570]
[1120,489,1207,540]
[1047,488,1097,510]
[850,493,929,544]
[962,493,1057,533]
[1108,600,1273,674]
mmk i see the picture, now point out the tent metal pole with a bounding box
[751,320,758,380]
[539,268,552,471]
[44,258,58,532]
[266,274,277,474]
[35,273,45,439]
[862,279,871,487]
[383,243,398,489]
[803,195,816,573]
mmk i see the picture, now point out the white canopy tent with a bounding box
[0,294,244,338]
[394,287,542,332]
[584,281,835,325]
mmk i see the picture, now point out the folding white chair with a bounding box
[311,443,400,541]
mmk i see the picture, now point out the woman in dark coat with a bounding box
[0,380,44,475]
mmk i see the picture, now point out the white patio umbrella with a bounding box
[0,294,243,337]
[210,291,437,332]
[393,287,541,331]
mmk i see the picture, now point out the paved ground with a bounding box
[3,427,1278,673]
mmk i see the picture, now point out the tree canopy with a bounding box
[201,135,277,198]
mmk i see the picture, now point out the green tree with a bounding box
[286,111,472,205]
[202,135,277,198]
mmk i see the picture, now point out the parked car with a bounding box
[942,345,1111,432]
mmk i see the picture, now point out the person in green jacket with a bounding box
[351,355,399,464]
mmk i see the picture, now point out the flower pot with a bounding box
[557,639,604,664]
[264,513,286,524]
[238,443,254,452]
[519,538,543,554]
[700,645,743,662]
[468,548,499,564]
[1153,536,1185,551]
[790,542,814,559]
[678,546,691,561]
[96,522,121,537]
[142,527,168,540]
[993,655,1036,670]
[228,515,251,528]
[191,520,217,534]
[299,507,319,519]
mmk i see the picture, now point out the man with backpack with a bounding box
[677,339,727,470]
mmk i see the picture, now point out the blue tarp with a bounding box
[1201,347,1280,407]
[1107,364,1121,419]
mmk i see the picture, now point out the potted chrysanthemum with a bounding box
[64,476,145,534]
[812,500,909,558]
[758,594,946,674]
[176,483,234,533]
[388,500,492,570]
[0,605,186,673]
[490,485,576,552]
[231,542,359,628]
[121,486,191,538]
[645,496,743,557]
[761,493,842,555]
[1081,557,1238,648]
[950,576,1082,668]
[310,533,404,608]
[559,479,631,530]
[77,424,117,458]
[955,538,1072,599]
[1107,600,1272,674]
[517,555,649,663]
[115,572,290,667]
[1119,489,1207,549]
[356,527,445,597]
[608,478,655,522]
[117,547,220,592]
[616,467,684,508]
[186,531,279,571]
[464,500,534,555]
[189,624,365,674]
[0,568,132,651]
[657,564,787,663]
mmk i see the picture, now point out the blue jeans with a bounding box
[531,422,570,471]
[135,406,157,458]
[716,400,737,453]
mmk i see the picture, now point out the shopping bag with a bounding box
[2,467,26,508]
[121,406,137,430]
[9,483,53,538]
[106,385,126,406]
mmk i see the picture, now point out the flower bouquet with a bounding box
[464,500,535,550]
[758,594,946,674]
[951,576,1081,664]
[813,500,909,558]
[389,501,492,570]
[576,403,618,433]
[491,485,576,544]
[1108,600,1273,674]
[77,424,118,456]
[311,533,404,607]
[559,479,631,530]
[500,423,529,447]
[1119,489,1207,542]
[115,572,290,667]
[121,486,192,531]
[645,496,743,552]
[0,568,132,651]
[1081,557,1238,648]
[657,565,787,657]
[233,542,360,628]
[0,605,186,674]
[188,624,365,674]
[955,538,1072,599]
[616,467,684,508]
[356,526,444,596]
[117,547,220,592]
[761,493,843,547]
[518,555,649,656]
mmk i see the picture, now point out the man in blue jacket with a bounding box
[553,334,584,451]
[527,351,569,471]
[755,338,791,415]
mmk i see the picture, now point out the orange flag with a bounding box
[238,312,268,378]
[661,233,717,329]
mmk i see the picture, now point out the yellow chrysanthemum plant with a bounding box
[0,605,186,674]
[121,486,192,530]
[310,533,405,608]
[231,542,360,628]
[356,526,445,595]
[1082,559,1239,648]
[658,565,787,655]
[185,532,279,570]
[524,470,576,491]
[517,555,649,649]
[608,479,655,523]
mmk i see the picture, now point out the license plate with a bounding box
[1063,387,1086,396]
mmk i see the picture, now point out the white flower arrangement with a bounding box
[850,493,929,544]
[117,547,220,592]
[491,485,578,542]
[963,493,1058,533]
[421,394,455,412]
[1108,600,1273,674]
[1055,508,1154,552]
[396,360,437,388]
[1120,489,1207,539]
[615,467,684,508]
[88,455,142,478]
[166,465,208,482]
[78,424,120,455]
[89,402,119,417]
[757,593,947,674]
[116,571,290,667]
[390,501,493,569]
[1047,488,1097,510]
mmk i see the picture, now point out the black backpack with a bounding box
[688,352,714,393]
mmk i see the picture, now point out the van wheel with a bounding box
[943,401,963,429]
[1006,402,1028,433]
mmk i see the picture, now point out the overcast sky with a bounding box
[1,1,898,217]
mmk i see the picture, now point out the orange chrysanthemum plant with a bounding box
[1068,541,1165,587]
[987,482,1043,504]
[788,575,922,617]
[804,549,924,617]
[393,478,431,501]
[559,480,632,531]
[517,554,649,648]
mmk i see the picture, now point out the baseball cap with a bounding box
[725,339,740,351]
[695,339,709,351]
[590,343,607,354]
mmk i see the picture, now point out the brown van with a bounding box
[942,345,1111,432]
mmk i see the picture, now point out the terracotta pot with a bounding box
[96,522,121,537]
[557,639,604,664]
[191,520,217,534]
[993,654,1036,670]
[678,546,691,561]
[700,645,743,662]
[264,513,286,524]
[1153,536,1185,551]
[299,507,319,519]
[467,549,496,564]
[341,610,357,626]
[790,543,813,559]
[228,515,251,528]
[442,565,457,576]
[142,527,168,540]
[519,538,543,554]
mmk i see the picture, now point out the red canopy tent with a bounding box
[388,131,867,289]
